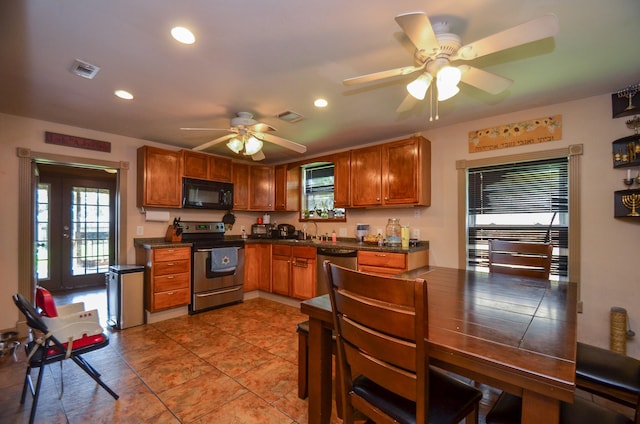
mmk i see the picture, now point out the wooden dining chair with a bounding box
[488,239,553,280]
[323,261,483,424]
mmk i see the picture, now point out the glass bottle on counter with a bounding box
[385,218,401,246]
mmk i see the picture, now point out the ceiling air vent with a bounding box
[71,59,100,79]
[276,110,304,123]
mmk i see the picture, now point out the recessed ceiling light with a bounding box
[171,26,195,44]
[114,90,134,100]
[314,98,328,108]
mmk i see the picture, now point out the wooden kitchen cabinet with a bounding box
[271,244,316,299]
[137,146,183,208]
[249,165,274,210]
[244,243,271,292]
[183,150,232,182]
[350,136,430,207]
[231,163,249,210]
[232,163,274,211]
[136,246,191,312]
[357,249,429,276]
[331,151,351,208]
[275,164,300,211]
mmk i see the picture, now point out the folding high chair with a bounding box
[12,293,118,424]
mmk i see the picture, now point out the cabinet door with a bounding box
[137,146,183,207]
[244,244,271,292]
[382,138,420,205]
[351,145,382,206]
[271,253,291,296]
[232,163,249,210]
[209,156,232,182]
[249,165,274,210]
[275,165,300,211]
[332,151,351,208]
[291,257,316,299]
[183,150,209,180]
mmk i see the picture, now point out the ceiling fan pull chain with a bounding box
[429,85,433,122]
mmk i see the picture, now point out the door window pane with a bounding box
[35,183,50,280]
[71,186,111,276]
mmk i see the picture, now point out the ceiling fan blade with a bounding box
[343,64,425,86]
[459,65,512,95]
[249,122,276,132]
[396,93,418,113]
[452,13,558,61]
[259,133,307,154]
[192,133,237,151]
[394,12,439,53]
[251,150,266,161]
[180,127,229,131]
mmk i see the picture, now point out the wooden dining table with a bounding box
[301,265,578,424]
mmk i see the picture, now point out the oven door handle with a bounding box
[195,248,214,253]
[195,287,242,297]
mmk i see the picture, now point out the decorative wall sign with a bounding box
[468,115,562,153]
[45,131,111,153]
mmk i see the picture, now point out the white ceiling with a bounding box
[1,1,639,164]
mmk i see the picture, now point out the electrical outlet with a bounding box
[136,225,144,236]
[412,228,420,239]
[241,225,246,232]
[376,228,383,236]
[414,208,421,218]
[339,227,347,237]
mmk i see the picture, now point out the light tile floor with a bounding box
[0,290,635,423]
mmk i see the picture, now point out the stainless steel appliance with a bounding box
[182,178,234,210]
[250,223,273,238]
[181,221,245,314]
[106,264,145,329]
[277,223,296,239]
[316,247,358,295]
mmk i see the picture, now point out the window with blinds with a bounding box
[467,157,569,278]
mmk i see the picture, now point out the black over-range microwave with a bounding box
[182,178,234,210]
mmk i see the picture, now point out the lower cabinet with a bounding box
[271,244,317,299]
[357,250,429,276]
[136,246,191,312]
[244,243,271,292]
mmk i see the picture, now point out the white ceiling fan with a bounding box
[182,112,307,161]
[344,12,559,113]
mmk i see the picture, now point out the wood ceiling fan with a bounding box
[181,112,307,161]
[344,12,559,112]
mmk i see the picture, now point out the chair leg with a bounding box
[20,365,32,404]
[27,365,46,424]
[298,328,309,399]
[70,355,119,400]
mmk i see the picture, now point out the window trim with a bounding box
[456,145,583,294]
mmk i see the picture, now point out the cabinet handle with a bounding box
[384,197,388,200]
[167,262,175,266]
[376,197,380,201]
[375,253,386,257]
[166,249,175,253]
[166,292,175,295]
[166,275,175,279]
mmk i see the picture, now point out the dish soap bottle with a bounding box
[386,218,401,246]
[332,229,337,243]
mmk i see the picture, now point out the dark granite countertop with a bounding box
[134,237,429,253]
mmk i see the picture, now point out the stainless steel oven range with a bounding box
[180,221,245,314]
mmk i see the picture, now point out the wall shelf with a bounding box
[612,134,640,168]
[614,189,640,218]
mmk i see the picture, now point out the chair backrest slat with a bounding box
[324,261,428,420]
[488,239,553,280]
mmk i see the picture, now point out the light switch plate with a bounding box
[412,228,420,239]
[339,228,347,237]
[136,225,144,235]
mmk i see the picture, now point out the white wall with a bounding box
[1,92,638,358]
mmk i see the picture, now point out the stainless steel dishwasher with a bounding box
[316,247,358,295]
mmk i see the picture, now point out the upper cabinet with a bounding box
[351,136,430,207]
[232,163,275,211]
[137,146,183,208]
[275,164,300,211]
[250,165,274,210]
[182,150,232,182]
[331,151,351,208]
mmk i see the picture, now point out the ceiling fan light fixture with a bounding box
[227,137,243,154]
[407,73,433,100]
[436,66,462,87]
[437,82,460,101]
[244,136,263,155]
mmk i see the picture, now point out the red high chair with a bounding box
[12,291,118,424]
